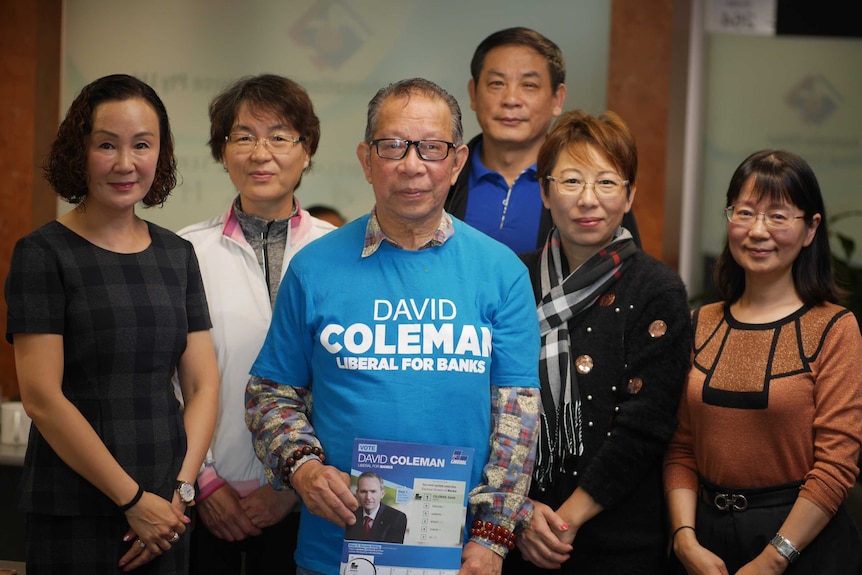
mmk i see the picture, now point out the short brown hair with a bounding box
[208,74,320,175]
[537,109,637,197]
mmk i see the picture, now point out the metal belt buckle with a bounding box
[713,492,748,511]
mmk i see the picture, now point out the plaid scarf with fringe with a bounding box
[534,227,637,489]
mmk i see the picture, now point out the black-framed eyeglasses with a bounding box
[724,206,805,230]
[225,132,305,154]
[545,176,630,198]
[370,139,455,161]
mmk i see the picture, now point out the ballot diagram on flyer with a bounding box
[340,438,474,575]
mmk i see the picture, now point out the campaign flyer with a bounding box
[339,438,475,575]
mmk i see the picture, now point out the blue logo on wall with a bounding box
[290,0,370,70]
[785,74,842,124]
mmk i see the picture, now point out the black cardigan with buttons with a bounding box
[515,248,692,571]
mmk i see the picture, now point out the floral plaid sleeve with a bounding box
[245,376,317,489]
[468,385,540,557]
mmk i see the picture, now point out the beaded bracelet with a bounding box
[281,445,325,485]
[469,519,517,550]
[119,485,144,512]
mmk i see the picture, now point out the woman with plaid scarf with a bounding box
[502,110,692,575]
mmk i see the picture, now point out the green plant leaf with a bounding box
[837,232,856,261]
[829,209,862,225]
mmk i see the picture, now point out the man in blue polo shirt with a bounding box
[446,27,639,253]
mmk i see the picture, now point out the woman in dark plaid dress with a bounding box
[4,74,219,574]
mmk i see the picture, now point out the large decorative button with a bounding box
[599,293,615,306]
[628,377,644,394]
[648,320,668,338]
[575,355,593,374]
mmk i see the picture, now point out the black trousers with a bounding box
[670,497,862,574]
[189,509,299,575]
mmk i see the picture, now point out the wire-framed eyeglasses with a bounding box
[370,139,455,161]
[225,132,305,154]
[545,176,629,198]
[724,206,805,230]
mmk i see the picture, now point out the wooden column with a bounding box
[608,0,689,267]
[0,0,61,400]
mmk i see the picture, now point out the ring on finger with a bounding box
[168,531,180,544]
[138,539,146,549]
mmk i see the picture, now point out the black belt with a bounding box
[700,483,801,512]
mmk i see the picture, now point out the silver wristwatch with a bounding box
[769,533,800,563]
[176,480,196,507]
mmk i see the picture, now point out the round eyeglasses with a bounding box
[370,139,455,161]
[545,176,629,198]
[724,206,805,230]
[225,132,305,154]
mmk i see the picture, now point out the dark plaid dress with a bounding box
[5,220,211,574]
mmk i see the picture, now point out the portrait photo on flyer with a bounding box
[340,438,474,574]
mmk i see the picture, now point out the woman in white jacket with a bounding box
[178,74,335,575]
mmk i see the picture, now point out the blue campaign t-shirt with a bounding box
[250,215,539,575]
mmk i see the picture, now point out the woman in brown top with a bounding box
[664,149,862,574]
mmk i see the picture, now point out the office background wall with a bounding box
[61,0,613,231]
[678,3,862,302]
[0,0,681,400]
[696,34,862,277]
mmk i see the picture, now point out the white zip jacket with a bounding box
[178,201,335,496]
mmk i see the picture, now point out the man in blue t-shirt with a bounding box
[246,78,540,575]
[446,27,639,253]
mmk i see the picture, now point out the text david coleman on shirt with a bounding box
[320,298,490,373]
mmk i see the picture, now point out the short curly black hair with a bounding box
[43,74,177,207]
